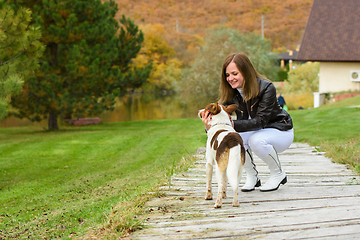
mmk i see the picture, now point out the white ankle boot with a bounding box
[241,149,261,192]
[259,147,287,192]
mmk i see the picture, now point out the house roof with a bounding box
[297,0,360,62]
[278,50,298,61]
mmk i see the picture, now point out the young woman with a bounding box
[201,53,294,192]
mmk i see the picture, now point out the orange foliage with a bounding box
[284,92,314,110]
[112,0,313,50]
[59,9,70,18]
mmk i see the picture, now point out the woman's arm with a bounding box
[233,83,276,132]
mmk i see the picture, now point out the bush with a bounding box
[284,62,319,94]
[284,92,314,110]
[281,62,319,110]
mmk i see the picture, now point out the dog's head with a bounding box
[198,103,238,125]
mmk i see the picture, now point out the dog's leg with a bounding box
[222,174,227,199]
[233,163,241,207]
[228,167,240,207]
[234,157,244,207]
[214,169,226,208]
[228,149,243,207]
[205,161,213,200]
[233,189,239,207]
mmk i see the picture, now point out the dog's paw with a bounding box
[214,198,222,208]
[214,203,222,208]
[232,202,240,207]
[205,190,213,200]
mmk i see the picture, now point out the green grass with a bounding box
[1,95,359,239]
[290,95,360,172]
[0,119,206,239]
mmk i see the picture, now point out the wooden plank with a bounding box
[130,143,360,240]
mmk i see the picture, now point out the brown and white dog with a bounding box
[198,103,245,208]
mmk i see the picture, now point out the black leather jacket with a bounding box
[228,78,293,132]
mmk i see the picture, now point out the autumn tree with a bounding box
[280,62,319,110]
[6,0,150,129]
[284,62,319,94]
[0,3,44,120]
[165,31,205,68]
[115,0,312,51]
[176,27,279,109]
[132,23,182,91]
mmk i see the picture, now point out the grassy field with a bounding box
[290,95,360,172]
[0,119,206,239]
[0,95,359,239]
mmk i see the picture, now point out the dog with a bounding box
[198,102,245,208]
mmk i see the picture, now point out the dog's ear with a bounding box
[212,102,222,115]
[205,102,221,115]
[223,104,238,115]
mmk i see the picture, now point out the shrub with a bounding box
[284,92,314,110]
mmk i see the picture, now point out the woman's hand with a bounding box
[200,110,211,131]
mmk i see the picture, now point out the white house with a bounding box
[297,0,360,107]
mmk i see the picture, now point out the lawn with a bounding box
[0,119,206,239]
[290,95,360,171]
[0,95,359,239]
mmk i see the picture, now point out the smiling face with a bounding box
[226,62,244,89]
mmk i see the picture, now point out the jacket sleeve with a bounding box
[233,83,276,132]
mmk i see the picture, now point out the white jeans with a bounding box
[239,128,294,158]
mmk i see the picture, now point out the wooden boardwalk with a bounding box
[131,143,360,240]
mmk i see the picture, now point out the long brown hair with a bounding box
[219,53,268,104]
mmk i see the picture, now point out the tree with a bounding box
[284,62,319,94]
[114,15,152,91]
[176,27,279,109]
[6,0,150,129]
[0,3,44,120]
[132,23,182,91]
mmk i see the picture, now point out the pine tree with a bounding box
[115,15,153,90]
[0,3,44,120]
[6,0,150,129]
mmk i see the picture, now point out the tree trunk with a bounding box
[48,111,59,130]
[64,112,72,120]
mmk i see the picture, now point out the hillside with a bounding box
[114,0,313,50]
